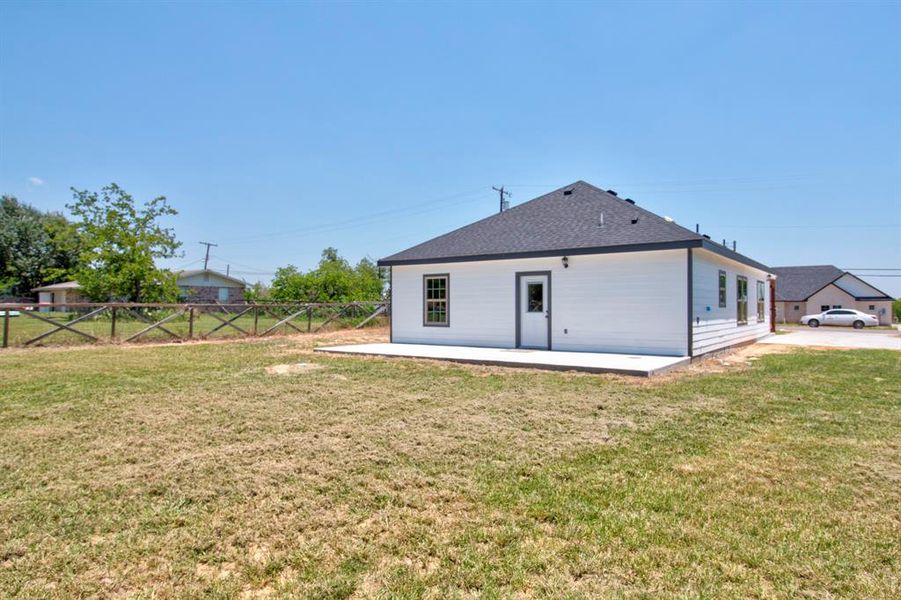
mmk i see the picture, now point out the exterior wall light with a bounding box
[562,256,569,269]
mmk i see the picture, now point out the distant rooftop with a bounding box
[771,265,892,301]
[32,280,81,292]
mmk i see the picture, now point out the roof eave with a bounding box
[378,240,698,267]
[381,239,770,273]
[698,239,771,272]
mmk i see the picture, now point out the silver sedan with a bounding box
[800,309,879,329]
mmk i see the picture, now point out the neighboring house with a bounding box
[771,265,894,325]
[31,281,86,312]
[378,181,774,358]
[176,269,246,304]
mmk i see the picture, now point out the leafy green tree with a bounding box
[0,195,84,295]
[893,299,900,323]
[68,184,181,302]
[40,212,84,284]
[269,265,312,302]
[269,248,385,303]
[244,281,271,303]
[354,257,384,300]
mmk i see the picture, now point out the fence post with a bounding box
[253,306,259,336]
[307,306,312,332]
[188,307,195,339]
[110,307,117,340]
[2,309,9,349]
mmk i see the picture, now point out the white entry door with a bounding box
[518,273,549,349]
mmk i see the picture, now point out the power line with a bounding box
[216,187,488,246]
[209,254,273,274]
[172,257,205,271]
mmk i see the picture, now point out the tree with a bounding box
[68,184,181,302]
[0,195,84,296]
[269,248,385,303]
[353,257,384,300]
[244,281,271,303]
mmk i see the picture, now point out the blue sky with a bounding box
[1,1,899,295]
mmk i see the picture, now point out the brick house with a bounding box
[176,269,247,304]
[772,265,894,325]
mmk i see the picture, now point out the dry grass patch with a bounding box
[0,333,898,597]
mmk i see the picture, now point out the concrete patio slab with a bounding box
[315,342,690,377]
[761,329,901,350]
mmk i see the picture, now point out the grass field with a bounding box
[0,330,898,597]
[1,309,386,346]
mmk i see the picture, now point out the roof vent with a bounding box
[703,234,711,240]
[607,189,617,196]
[630,215,639,224]
[624,198,635,204]
[663,216,674,222]
[598,212,605,227]
[563,189,573,196]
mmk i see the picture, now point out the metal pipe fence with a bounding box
[0,301,389,348]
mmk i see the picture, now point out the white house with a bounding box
[378,181,774,358]
[31,281,86,312]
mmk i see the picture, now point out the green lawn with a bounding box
[0,332,898,597]
[2,309,386,346]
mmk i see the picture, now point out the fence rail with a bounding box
[0,301,389,349]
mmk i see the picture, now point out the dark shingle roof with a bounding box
[379,181,769,271]
[771,265,894,301]
[770,265,844,301]
[381,181,709,265]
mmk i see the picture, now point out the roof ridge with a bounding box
[379,180,763,268]
[379,181,585,258]
[575,180,703,240]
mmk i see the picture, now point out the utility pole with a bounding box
[492,186,512,213]
[199,241,218,270]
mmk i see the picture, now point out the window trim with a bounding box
[422,273,450,327]
[756,280,766,322]
[718,270,727,308]
[736,275,748,326]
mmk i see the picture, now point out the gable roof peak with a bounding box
[379,180,713,266]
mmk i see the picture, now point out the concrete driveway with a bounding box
[761,327,901,350]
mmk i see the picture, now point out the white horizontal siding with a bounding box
[691,249,772,355]
[391,249,689,357]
